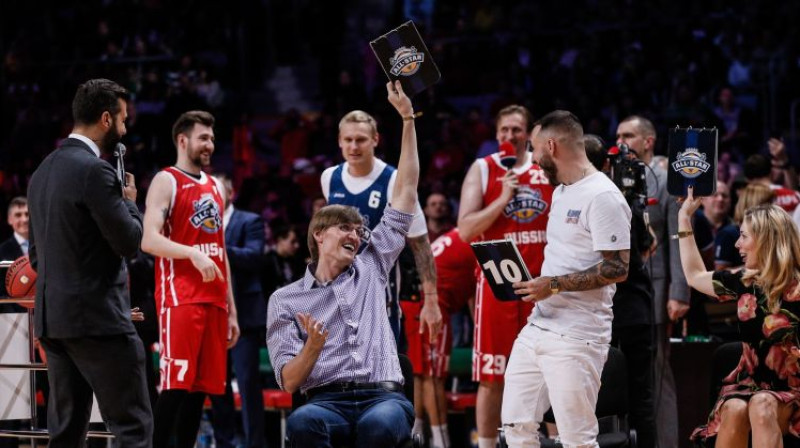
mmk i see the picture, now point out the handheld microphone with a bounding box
[115,143,127,187]
[499,141,517,169]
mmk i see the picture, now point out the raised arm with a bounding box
[388,81,419,214]
[457,162,517,242]
[676,186,717,297]
[141,171,222,282]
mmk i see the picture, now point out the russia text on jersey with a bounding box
[503,230,547,245]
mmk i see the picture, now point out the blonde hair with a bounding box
[307,205,363,262]
[734,183,776,224]
[740,204,800,312]
[338,110,378,137]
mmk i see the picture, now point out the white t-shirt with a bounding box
[531,171,632,344]
[320,158,428,238]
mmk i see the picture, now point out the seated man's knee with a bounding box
[287,405,330,445]
[720,398,751,430]
[356,396,412,446]
[748,393,779,428]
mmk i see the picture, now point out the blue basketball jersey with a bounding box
[328,163,395,233]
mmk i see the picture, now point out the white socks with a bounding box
[430,424,449,448]
[478,436,498,448]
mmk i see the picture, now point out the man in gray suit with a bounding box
[616,115,688,448]
[28,79,153,447]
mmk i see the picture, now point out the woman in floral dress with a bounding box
[679,186,800,448]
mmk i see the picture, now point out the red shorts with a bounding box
[159,303,228,394]
[472,276,533,382]
[401,300,451,378]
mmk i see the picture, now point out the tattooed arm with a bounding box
[513,249,630,302]
[141,171,222,282]
[407,234,443,340]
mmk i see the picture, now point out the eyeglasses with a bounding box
[336,223,369,240]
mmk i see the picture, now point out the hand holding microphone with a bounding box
[115,143,137,201]
[499,141,517,169]
[499,141,519,201]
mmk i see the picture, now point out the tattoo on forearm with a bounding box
[408,235,437,285]
[558,250,630,292]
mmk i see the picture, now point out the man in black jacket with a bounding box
[27,78,153,447]
[0,196,29,312]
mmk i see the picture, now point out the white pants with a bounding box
[501,324,609,448]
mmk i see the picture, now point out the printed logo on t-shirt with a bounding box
[565,209,581,224]
[611,235,617,242]
[503,186,548,223]
[190,193,222,234]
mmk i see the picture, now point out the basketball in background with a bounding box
[5,255,36,308]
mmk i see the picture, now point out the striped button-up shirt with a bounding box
[266,207,412,392]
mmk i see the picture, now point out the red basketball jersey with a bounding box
[155,167,228,311]
[479,153,553,276]
[432,228,477,311]
[772,185,800,213]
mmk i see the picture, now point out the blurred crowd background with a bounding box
[2,0,800,256]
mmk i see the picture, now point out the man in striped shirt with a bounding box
[267,81,438,447]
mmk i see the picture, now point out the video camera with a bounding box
[608,143,648,209]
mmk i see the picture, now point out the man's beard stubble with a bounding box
[539,157,559,187]
[99,125,122,155]
[187,143,209,169]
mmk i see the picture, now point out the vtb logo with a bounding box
[190,193,222,233]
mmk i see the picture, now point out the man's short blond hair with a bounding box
[338,110,378,136]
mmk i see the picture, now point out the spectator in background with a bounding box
[423,192,454,242]
[766,137,798,192]
[262,221,305,298]
[713,86,755,157]
[0,197,29,309]
[702,181,740,271]
[743,153,800,214]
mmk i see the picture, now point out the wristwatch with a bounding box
[549,276,560,295]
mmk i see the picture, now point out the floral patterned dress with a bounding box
[691,270,800,445]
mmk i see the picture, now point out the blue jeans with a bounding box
[287,389,414,448]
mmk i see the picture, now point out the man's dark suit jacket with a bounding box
[0,237,23,264]
[28,138,143,339]
[226,208,266,329]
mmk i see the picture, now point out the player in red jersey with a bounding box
[404,227,476,448]
[457,105,554,448]
[142,110,240,448]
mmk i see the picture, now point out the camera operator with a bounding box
[585,134,657,447]
[616,115,684,448]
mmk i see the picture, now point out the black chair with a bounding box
[500,346,637,448]
[705,341,800,448]
[287,353,422,448]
